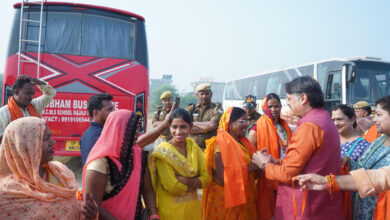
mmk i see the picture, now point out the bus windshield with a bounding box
[23,11,136,59]
[348,61,390,105]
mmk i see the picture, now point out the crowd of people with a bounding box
[0,75,389,220]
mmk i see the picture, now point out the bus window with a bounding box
[224,81,235,100]
[23,11,82,54]
[347,61,390,104]
[82,14,135,59]
[348,70,386,104]
[265,71,288,97]
[297,65,314,76]
[355,76,369,99]
[286,68,299,79]
[376,73,390,97]
[317,61,343,92]
[325,70,341,111]
[326,71,341,100]
[45,12,82,55]
[253,75,267,98]
[23,11,136,59]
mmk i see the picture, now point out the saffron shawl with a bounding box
[0,117,79,219]
[82,110,147,220]
[256,95,292,220]
[8,96,41,121]
[203,107,257,208]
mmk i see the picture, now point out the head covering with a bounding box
[160,90,172,100]
[203,107,257,208]
[261,95,273,120]
[83,109,145,220]
[244,95,256,109]
[0,117,79,219]
[353,101,370,109]
[195,83,212,92]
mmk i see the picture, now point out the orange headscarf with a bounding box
[7,96,41,121]
[0,117,79,219]
[256,95,292,220]
[203,107,257,208]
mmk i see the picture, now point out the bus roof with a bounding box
[13,2,145,21]
[228,57,390,82]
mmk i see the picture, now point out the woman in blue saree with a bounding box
[349,96,390,219]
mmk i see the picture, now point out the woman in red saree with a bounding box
[83,109,166,220]
[202,107,259,220]
[247,93,292,220]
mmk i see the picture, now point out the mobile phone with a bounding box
[175,97,180,109]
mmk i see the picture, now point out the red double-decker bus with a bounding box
[3,2,149,156]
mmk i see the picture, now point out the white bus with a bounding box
[223,57,390,121]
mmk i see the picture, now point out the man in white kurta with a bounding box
[0,75,56,137]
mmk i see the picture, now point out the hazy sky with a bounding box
[1,1,390,92]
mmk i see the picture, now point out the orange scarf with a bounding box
[256,97,292,220]
[374,191,390,220]
[8,97,41,121]
[364,125,380,143]
[203,107,257,208]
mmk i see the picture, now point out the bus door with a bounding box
[325,69,342,112]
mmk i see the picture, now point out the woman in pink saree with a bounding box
[0,117,97,220]
[83,109,167,220]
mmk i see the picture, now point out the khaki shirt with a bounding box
[186,102,223,149]
[152,106,171,137]
[248,111,261,126]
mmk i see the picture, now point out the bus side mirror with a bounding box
[344,64,357,83]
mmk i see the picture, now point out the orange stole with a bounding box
[8,97,41,121]
[256,115,292,220]
[364,125,379,143]
[217,129,257,208]
[374,191,390,220]
[202,135,257,220]
[341,163,352,220]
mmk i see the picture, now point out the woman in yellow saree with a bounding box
[202,107,259,220]
[149,108,210,220]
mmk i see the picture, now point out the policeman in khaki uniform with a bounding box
[243,95,261,126]
[186,83,223,149]
[152,91,173,144]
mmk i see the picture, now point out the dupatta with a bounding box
[256,95,292,219]
[0,117,79,219]
[148,138,199,193]
[203,107,257,208]
[82,110,147,220]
